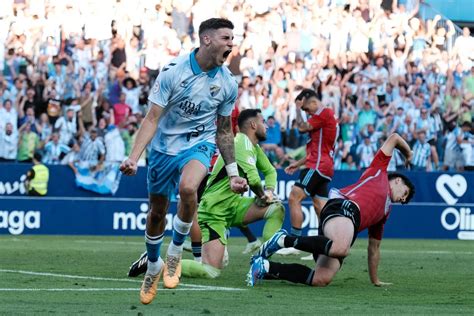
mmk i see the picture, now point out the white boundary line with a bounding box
[0,269,244,291]
[349,249,474,255]
[0,288,231,292]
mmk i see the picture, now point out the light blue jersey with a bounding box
[148,49,238,156]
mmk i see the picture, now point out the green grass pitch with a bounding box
[0,235,473,315]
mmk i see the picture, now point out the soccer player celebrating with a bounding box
[248,133,415,287]
[120,18,247,305]
[281,89,338,255]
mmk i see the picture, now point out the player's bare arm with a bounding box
[368,237,392,286]
[120,103,163,176]
[216,114,248,193]
[284,156,307,175]
[295,99,313,133]
[381,133,413,162]
[216,114,236,165]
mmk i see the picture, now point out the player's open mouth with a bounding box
[223,50,231,58]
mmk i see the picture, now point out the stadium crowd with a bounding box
[0,0,473,173]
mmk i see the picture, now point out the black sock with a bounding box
[266,261,314,285]
[239,226,257,243]
[284,235,333,256]
[191,242,202,259]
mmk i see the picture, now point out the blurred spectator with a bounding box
[356,136,377,170]
[78,126,105,169]
[54,108,77,145]
[36,113,53,144]
[411,131,438,171]
[0,122,17,162]
[443,121,464,171]
[260,116,284,166]
[122,77,141,114]
[43,132,71,165]
[62,141,81,174]
[17,122,39,163]
[460,121,474,171]
[113,93,132,128]
[79,81,96,130]
[0,99,17,130]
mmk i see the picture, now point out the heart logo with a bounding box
[436,174,467,205]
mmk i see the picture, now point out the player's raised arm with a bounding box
[120,103,162,176]
[216,114,248,193]
[380,133,413,163]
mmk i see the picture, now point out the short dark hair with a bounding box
[199,18,234,36]
[238,109,261,129]
[388,172,415,204]
[33,152,43,162]
[295,88,318,102]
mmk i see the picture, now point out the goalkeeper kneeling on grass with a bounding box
[182,108,285,278]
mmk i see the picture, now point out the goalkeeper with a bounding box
[180,108,285,278]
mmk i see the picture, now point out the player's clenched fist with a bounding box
[229,176,248,193]
[120,158,138,176]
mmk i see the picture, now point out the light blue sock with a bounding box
[290,227,302,237]
[145,232,163,263]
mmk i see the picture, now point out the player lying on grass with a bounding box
[130,109,284,279]
[247,133,415,287]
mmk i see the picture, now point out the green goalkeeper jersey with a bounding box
[202,132,277,202]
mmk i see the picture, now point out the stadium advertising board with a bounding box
[0,164,472,239]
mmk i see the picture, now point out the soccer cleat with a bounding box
[256,229,287,259]
[128,251,148,277]
[242,239,263,254]
[276,247,302,256]
[246,256,267,287]
[140,270,162,305]
[163,255,182,289]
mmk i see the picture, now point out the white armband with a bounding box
[225,162,239,177]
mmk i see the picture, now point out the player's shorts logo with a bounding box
[197,145,208,152]
[210,85,221,97]
[149,169,158,183]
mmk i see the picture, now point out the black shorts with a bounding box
[319,198,361,246]
[197,174,210,202]
[294,168,330,198]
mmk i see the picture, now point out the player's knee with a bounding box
[264,202,285,221]
[179,183,197,199]
[328,244,350,258]
[312,275,333,287]
[148,207,166,224]
[288,190,302,205]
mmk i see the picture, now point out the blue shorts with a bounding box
[147,141,216,198]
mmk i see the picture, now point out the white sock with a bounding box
[167,241,183,257]
[263,259,270,272]
[147,257,164,275]
[277,235,285,247]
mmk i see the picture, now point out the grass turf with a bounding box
[0,235,473,315]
